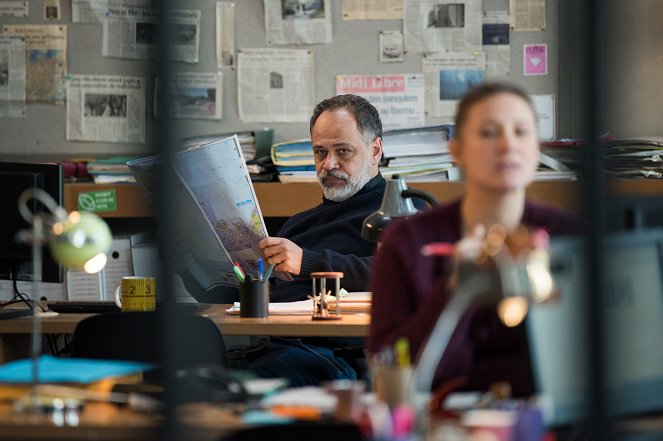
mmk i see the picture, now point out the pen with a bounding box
[264,264,275,280]
[233,261,245,283]
[258,258,264,282]
[394,337,410,368]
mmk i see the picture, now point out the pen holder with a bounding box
[372,364,413,408]
[239,278,269,318]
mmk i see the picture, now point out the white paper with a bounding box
[237,48,314,123]
[66,74,145,143]
[341,0,403,20]
[0,280,67,302]
[264,0,332,45]
[66,269,105,301]
[0,36,27,117]
[216,1,235,68]
[509,0,545,31]
[336,74,425,130]
[531,93,555,141]
[72,0,150,23]
[0,1,28,17]
[482,11,511,77]
[423,51,486,119]
[2,24,66,104]
[379,30,404,63]
[102,7,200,63]
[154,72,223,120]
[404,0,482,54]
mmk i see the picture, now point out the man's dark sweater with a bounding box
[271,174,386,302]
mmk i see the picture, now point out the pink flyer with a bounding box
[524,44,548,76]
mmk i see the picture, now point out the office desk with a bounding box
[0,305,370,363]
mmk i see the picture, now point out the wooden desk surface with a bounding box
[0,304,371,337]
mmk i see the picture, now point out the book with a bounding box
[127,136,292,291]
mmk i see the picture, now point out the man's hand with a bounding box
[258,237,303,276]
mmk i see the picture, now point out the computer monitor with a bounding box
[0,162,64,284]
[526,229,663,427]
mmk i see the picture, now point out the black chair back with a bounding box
[71,311,228,369]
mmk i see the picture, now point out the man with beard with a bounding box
[258,94,385,302]
[244,95,387,385]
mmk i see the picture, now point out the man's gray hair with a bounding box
[309,94,383,148]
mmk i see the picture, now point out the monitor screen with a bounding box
[527,229,663,427]
[0,162,64,283]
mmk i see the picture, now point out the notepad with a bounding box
[0,355,153,384]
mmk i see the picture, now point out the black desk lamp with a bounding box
[361,175,436,242]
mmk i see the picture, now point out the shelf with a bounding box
[64,180,663,218]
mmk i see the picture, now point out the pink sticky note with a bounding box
[524,44,548,76]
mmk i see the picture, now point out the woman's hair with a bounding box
[454,82,535,139]
[310,94,382,148]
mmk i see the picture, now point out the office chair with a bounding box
[219,422,367,441]
[71,311,228,369]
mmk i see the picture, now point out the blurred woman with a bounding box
[367,82,582,397]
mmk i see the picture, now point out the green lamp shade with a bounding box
[48,211,113,273]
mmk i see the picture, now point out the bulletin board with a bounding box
[0,0,561,158]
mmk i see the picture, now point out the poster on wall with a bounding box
[0,36,27,117]
[510,0,546,31]
[0,1,28,17]
[423,51,486,120]
[216,1,235,68]
[66,74,145,143]
[2,24,66,104]
[403,0,482,54]
[523,43,547,75]
[263,0,332,45]
[72,0,151,23]
[482,11,511,77]
[102,7,201,63]
[336,74,425,130]
[154,72,223,120]
[342,0,403,20]
[237,48,314,123]
[379,30,404,63]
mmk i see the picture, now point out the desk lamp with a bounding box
[361,175,436,242]
[16,187,112,415]
[411,225,556,438]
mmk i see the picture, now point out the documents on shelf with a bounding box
[128,136,291,291]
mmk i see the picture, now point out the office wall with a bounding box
[0,0,561,159]
[559,0,663,138]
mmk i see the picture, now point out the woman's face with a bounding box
[452,92,539,194]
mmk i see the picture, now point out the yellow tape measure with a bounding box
[119,277,156,312]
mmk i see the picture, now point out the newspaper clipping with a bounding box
[482,11,511,77]
[264,0,332,45]
[44,0,61,20]
[66,74,145,143]
[216,1,235,68]
[379,30,404,63]
[336,74,425,130]
[102,7,201,63]
[154,72,222,120]
[404,0,482,54]
[423,51,486,120]
[72,0,151,23]
[0,1,28,17]
[0,36,26,117]
[237,48,314,123]
[342,0,403,20]
[3,24,66,104]
[510,0,546,31]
